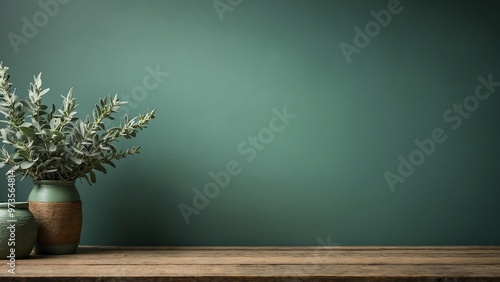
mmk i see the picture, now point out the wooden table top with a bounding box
[2,246,500,281]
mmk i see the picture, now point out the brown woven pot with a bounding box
[28,180,82,255]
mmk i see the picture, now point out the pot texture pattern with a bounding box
[28,180,82,255]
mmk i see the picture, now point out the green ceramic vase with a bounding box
[0,202,38,259]
[28,180,82,255]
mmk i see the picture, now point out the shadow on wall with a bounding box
[79,161,182,246]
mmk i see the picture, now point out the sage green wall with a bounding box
[1,0,499,246]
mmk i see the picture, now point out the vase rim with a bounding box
[0,201,29,208]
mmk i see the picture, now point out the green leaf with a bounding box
[90,170,96,183]
[12,143,24,149]
[95,162,107,174]
[73,147,85,155]
[18,149,29,158]
[43,129,52,137]
[0,128,8,140]
[20,161,35,169]
[52,130,64,138]
[104,159,115,168]
[42,159,55,166]
[69,155,83,165]
[89,151,100,157]
[79,121,85,134]
[19,127,35,139]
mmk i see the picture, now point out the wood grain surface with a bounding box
[1,246,500,281]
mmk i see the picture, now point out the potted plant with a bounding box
[0,62,155,255]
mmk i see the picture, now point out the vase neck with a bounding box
[29,181,80,202]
